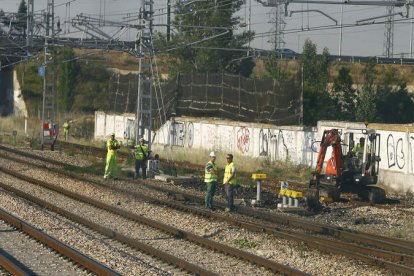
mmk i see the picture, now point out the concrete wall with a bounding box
[94,111,414,193]
[94,111,136,141]
[13,70,28,117]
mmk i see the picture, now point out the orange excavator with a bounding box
[306,128,385,210]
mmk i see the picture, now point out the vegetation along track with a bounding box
[0,151,306,275]
[0,145,414,275]
[0,208,118,276]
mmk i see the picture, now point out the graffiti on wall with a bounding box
[303,132,316,166]
[258,129,289,161]
[387,134,405,169]
[236,127,250,153]
[170,121,194,148]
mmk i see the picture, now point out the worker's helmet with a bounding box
[110,133,115,136]
[209,151,216,157]
[140,137,145,142]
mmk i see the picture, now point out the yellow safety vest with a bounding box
[135,144,149,160]
[352,143,370,159]
[204,161,218,182]
[107,138,120,155]
[223,162,236,185]
[63,122,70,130]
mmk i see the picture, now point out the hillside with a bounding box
[79,49,414,91]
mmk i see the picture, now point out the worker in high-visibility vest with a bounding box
[352,137,366,159]
[223,153,237,212]
[104,133,121,179]
[63,120,70,141]
[204,151,218,210]
[134,137,149,179]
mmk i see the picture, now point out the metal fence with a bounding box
[107,72,302,129]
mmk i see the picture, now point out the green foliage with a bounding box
[331,67,355,121]
[72,61,110,112]
[233,238,257,249]
[264,51,287,80]
[57,47,79,112]
[301,39,336,125]
[16,62,43,116]
[161,0,254,77]
[17,48,111,115]
[16,0,27,34]
[376,68,414,123]
[356,58,377,122]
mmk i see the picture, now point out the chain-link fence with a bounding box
[107,72,302,129]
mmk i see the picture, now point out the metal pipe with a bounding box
[356,12,403,24]
[339,2,343,57]
[256,180,261,203]
[290,9,338,25]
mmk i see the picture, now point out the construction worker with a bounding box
[223,153,237,212]
[63,120,70,141]
[134,137,149,179]
[204,151,218,210]
[352,137,367,160]
[104,133,121,179]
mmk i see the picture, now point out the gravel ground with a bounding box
[0,150,400,275]
[0,191,174,275]
[0,170,275,275]
[0,219,90,276]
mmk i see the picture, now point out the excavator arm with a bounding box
[314,129,344,178]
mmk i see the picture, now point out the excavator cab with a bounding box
[306,127,385,211]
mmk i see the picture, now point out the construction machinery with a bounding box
[306,127,385,210]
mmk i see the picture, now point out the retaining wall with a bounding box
[95,111,414,193]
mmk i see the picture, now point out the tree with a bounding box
[16,0,27,35]
[57,47,79,112]
[376,67,414,123]
[301,39,335,125]
[165,0,254,76]
[331,67,355,121]
[356,58,377,122]
[72,61,110,112]
[264,51,286,80]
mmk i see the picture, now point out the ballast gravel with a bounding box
[0,151,399,275]
[0,192,172,275]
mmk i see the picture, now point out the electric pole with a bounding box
[383,0,395,58]
[135,0,154,149]
[41,0,56,150]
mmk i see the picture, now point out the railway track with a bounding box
[0,144,413,275]
[0,151,306,275]
[0,208,117,276]
[57,141,414,210]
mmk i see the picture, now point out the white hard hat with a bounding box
[110,133,115,136]
[209,151,216,157]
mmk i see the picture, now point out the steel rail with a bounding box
[0,146,414,251]
[0,208,119,276]
[57,141,414,250]
[0,179,217,276]
[2,144,414,252]
[0,166,307,276]
[1,148,414,274]
[0,247,34,276]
